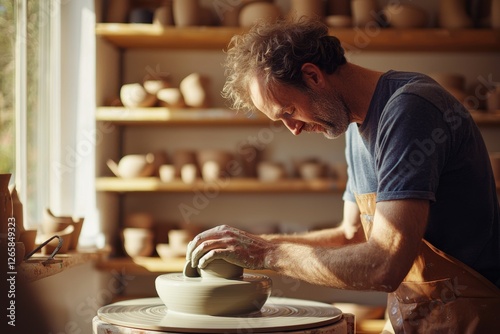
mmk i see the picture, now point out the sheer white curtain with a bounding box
[50,0,101,247]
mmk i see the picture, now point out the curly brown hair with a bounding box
[222,18,346,114]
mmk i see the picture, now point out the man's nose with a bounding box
[282,118,303,135]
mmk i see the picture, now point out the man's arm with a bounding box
[187,199,429,292]
[260,200,365,247]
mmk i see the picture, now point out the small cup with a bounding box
[159,164,176,182]
[181,164,198,184]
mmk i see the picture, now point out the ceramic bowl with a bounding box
[155,272,272,316]
[257,162,287,182]
[122,227,155,257]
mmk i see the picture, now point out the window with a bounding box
[0,0,52,228]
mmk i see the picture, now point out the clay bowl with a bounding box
[156,260,272,316]
[42,208,84,250]
[257,162,287,182]
[107,153,156,178]
[122,227,155,258]
[37,224,75,255]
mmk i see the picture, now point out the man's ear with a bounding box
[301,63,324,89]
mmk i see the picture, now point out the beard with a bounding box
[306,88,350,139]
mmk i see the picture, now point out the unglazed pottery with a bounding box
[351,0,378,27]
[172,150,197,177]
[179,73,210,108]
[37,224,74,255]
[122,227,155,257]
[143,78,171,95]
[196,149,233,180]
[107,153,156,178]
[181,163,199,184]
[438,0,473,28]
[173,0,200,27]
[299,161,327,180]
[383,3,428,28]
[120,83,157,108]
[198,259,244,279]
[153,1,174,26]
[155,272,272,315]
[157,88,186,108]
[42,208,84,250]
[159,164,176,182]
[257,162,287,182]
[325,15,352,28]
[239,2,281,28]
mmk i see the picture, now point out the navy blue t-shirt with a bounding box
[343,70,500,288]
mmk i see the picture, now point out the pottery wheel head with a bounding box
[183,259,244,279]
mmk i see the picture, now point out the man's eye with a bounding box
[283,109,295,118]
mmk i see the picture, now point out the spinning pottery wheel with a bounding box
[94,260,353,333]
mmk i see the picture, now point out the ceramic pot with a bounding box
[0,174,13,243]
[290,0,325,20]
[173,150,198,177]
[159,164,176,182]
[327,0,351,16]
[492,0,500,28]
[42,208,84,250]
[383,3,428,28]
[107,153,156,178]
[438,0,473,28]
[197,149,233,181]
[143,78,171,95]
[487,85,500,112]
[120,83,157,108]
[173,0,200,27]
[257,162,287,182]
[122,227,154,257]
[351,0,378,27]
[38,224,75,255]
[239,2,281,28]
[157,88,186,108]
[167,229,192,254]
[153,1,174,26]
[9,185,24,241]
[179,73,210,108]
[181,164,199,184]
[299,161,326,180]
[237,144,261,178]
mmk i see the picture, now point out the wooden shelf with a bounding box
[95,107,273,126]
[95,177,345,193]
[95,24,500,52]
[96,107,500,126]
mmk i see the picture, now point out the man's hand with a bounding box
[185,225,275,270]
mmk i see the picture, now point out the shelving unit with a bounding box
[95,24,500,52]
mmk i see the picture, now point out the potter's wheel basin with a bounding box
[155,273,272,316]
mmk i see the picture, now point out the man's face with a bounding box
[249,75,350,139]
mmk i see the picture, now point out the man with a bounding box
[185,18,500,332]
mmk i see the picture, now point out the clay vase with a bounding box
[290,0,325,20]
[0,174,13,243]
[179,73,211,108]
[492,0,500,28]
[181,164,199,184]
[153,1,174,27]
[120,83,157,108]
[438,0,473,28]
[239,2,281,28]
[173,0,200,27]
[107,153,156,178]
[9,185,24,241]
[351,0,378,27]
[383,4,429,28]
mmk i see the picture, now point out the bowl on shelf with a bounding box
[122,227,155,258]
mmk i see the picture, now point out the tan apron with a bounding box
[355,193,500,333]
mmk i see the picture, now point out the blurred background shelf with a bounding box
[95,24,500,52]
[96,177,345,193]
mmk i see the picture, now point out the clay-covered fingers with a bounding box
[185,225,235,267]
